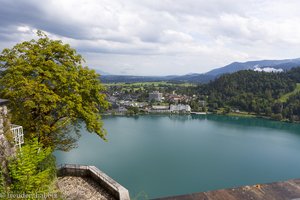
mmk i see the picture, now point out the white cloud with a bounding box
[1,0,300,75]
[254,67,283,73]
[17,26,31,32]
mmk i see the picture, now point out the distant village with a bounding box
[106,88,207,115]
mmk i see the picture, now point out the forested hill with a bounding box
[100,74,215,83]
[200,67,300,121]
[99,58,300,84]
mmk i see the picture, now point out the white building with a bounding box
[152,105,169,110]
[117,106,128,113]
[170,104,191,113]
[148,105,170,113]
[132,102,148,108]
[149,91,163,102]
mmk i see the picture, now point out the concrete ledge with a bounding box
[57,164,130,200]
[156,178,300,200]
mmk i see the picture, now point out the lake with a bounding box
[54,115,300,199]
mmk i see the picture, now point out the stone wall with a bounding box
[57,164,130,200]
[0,99,15,184]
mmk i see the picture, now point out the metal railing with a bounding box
[10,124,24,149]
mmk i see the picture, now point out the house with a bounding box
[149,91,163,102]
[170,104,191,113]
[131,102,148,108]
[152,105,169,110]
[149,105,170,113]
[117,106,128,113]
[165,94,191,103]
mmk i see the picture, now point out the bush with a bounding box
[9,139,56,194]
[271,113,283,121]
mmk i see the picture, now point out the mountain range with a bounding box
[99,58,300,83]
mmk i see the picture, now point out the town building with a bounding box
[152,105,169,110]
[117,106,128,113]
[147,105,169,113]
[170,104,191,113]
[165,94,191,103]
[149,91,163,102]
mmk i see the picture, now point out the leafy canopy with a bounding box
[0,31,109,150]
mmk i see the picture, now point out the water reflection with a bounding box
[103,114,300,135]
[57,114,300,198]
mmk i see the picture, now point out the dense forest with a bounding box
[200,67,300,121]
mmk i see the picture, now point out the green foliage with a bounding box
[207,70,294,105]
[126,106,139,115]
[8,139,55,194]
[287,67,300,82]
[282,92,300,121]
[223,106,231,114]
[0,168,5,193]
[271,113,283,121]
[195,68,300,121]
[190,100,202,112]
[279,83,300,102]
[0,31,109,150]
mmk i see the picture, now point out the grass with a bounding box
[216,108,256,118]
[279,83,300,102]
[227,112,256,118]
[104,81,196,87]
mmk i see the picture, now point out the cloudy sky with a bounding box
[1,0,300,75]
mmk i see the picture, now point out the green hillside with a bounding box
[197,69,300,121]
[279,83,300,102]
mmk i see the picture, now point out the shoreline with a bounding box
[102,111,299,124]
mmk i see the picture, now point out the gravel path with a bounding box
[57,176,116,200]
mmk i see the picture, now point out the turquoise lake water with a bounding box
[54,115,300,199]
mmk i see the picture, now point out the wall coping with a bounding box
[57,164,130,200]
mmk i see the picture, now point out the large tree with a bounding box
[0,31,109,151]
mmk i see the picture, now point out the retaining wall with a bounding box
[57,164,130,200]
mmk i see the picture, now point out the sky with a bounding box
[1,0,300,75]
